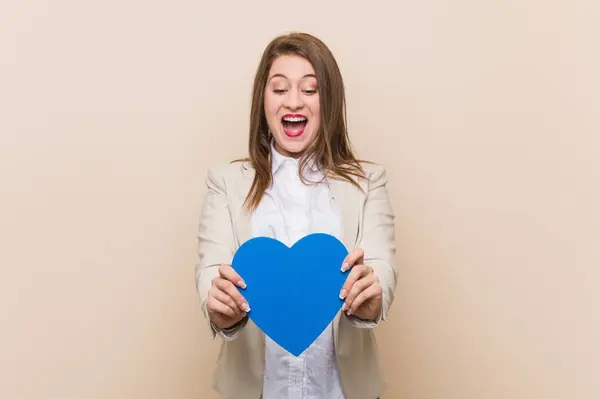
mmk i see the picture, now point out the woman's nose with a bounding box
[284,88,303,110]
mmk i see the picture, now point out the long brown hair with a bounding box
[238,32,367,211]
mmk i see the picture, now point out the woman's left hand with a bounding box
[339,248,382,321]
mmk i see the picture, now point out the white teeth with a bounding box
[282,116,307,122]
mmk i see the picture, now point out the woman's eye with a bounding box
[303,89,317,95]
[273,89,287,94]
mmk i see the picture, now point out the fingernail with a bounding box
[342,303,347,311]
[242,303,250,312]
[339,289,347,299]
[347,309,353,316]
[341,262,349,271]
[238,280,247,289]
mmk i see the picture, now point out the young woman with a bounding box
[195,32,397,399]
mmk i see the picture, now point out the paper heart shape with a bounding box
[231,233,349,356]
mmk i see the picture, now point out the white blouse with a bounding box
[251,144,345,399]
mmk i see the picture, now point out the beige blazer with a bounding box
[195,159,397,399]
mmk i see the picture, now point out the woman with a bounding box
[195,32,397,399]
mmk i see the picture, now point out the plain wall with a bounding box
[1,0,598,398]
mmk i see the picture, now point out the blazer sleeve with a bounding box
[352,165,398,326]
[195,166,245,339]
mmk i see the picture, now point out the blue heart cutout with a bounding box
[231,233,349,356]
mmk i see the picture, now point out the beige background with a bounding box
[1,0,599,398]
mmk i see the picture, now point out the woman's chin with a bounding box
[273,128,316,154]
[273,138,309,158]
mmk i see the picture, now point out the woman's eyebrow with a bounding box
[268,73,317,82]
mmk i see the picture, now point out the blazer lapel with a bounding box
[329,176,362,251]
[231,161,254,249]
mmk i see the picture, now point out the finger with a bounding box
[341,248,364,272]
[343,273,376,312]
[219,264,246,289]
[211,288,243,316]
[348,282,382,316]
[206,296,236,318]
[215,278,251,312]
[339,264,369,300]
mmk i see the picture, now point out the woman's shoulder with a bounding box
[359,161,386,177]
[357,161,389,188]
[206,159,248,178]
[204,159,251,190]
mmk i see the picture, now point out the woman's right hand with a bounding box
[206,264,250,330]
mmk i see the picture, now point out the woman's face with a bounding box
[264,55,321,158]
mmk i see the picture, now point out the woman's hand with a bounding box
[339,248,382,321]
[206,264,251,329]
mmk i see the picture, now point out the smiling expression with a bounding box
[263,55,321,158]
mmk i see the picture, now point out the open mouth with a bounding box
[281,114,308,138]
